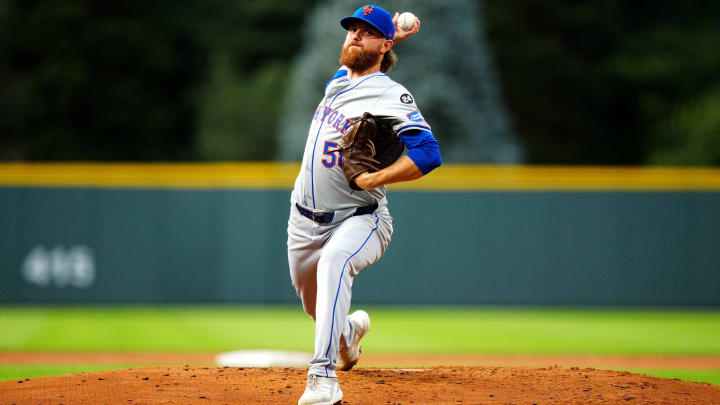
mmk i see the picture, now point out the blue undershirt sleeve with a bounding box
[397,129,442,175]
[324,69,348,92]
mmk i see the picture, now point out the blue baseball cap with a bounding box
[340,5,395,41]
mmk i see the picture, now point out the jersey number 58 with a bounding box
[321,141,344,169]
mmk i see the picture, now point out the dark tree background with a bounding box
[1,0,718,164]
[484,0,720,165]
[0,0,315,161]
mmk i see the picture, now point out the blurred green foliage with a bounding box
[0,1,718,164]
[485,0,720,165]
[197,56,289,161]
[0,0,315,161]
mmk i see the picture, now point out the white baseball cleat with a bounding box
[337,309,370,371]
[297,374,343,405]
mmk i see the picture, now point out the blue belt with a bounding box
[295,202,378,224]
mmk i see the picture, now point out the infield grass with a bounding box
[0,365,119,382]
[1,306,719,383]
[1,306,719,355]
[619,369,720,386]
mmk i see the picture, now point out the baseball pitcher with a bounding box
[287,5,442,404]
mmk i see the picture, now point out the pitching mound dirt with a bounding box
[2,366,719,404]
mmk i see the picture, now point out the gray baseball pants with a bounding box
[287,203,393,378]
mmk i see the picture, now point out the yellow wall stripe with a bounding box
[0,163,299,189]
[1,163,720,191]
[392,165,720,191]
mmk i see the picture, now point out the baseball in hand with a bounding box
[397,12,416,31]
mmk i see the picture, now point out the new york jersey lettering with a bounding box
[313,106,355,135]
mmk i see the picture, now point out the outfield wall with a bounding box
[1,164,719,306]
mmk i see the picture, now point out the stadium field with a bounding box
[1,306,719,385]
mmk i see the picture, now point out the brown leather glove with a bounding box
[335,112,404,190]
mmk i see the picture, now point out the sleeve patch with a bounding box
[407,110,425,122]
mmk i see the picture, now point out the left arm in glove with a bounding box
[334,112,405,190]
[354,128,442,190]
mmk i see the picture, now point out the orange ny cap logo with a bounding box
[362,6,374,15]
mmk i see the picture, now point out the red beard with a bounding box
[340,43,382,72]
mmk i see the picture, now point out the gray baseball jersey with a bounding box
[291,69,431,212]
[288,68,431,378]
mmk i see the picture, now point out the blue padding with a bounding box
[398,129,442,175]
